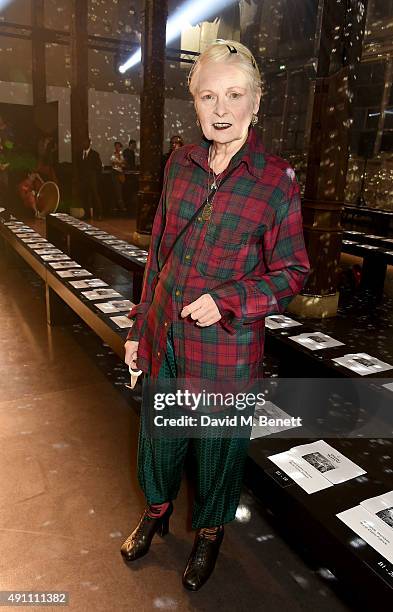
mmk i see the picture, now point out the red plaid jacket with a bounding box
[126,127,310,379]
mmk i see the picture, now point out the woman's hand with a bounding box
[124,340,139,369]
[180,294,222,327]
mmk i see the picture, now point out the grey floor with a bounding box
[0,249,356,611]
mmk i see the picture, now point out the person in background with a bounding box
[0,115,14,153]
[110,141,127,212]
[18,170,44,217]
[37,134,57,183]
[0,115,14,206]
[0,160,10,207]
[160,135,184,190]
[123,138,137,171]
[80,137,103,220]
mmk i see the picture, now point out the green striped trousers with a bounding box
[137,324,252,529]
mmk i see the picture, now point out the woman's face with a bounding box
[170,138,183,151]
[194,61,261,146]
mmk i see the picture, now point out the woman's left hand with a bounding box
[180,294,221,327]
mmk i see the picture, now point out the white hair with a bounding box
[188,39,264,99]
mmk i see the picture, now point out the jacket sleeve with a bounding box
[209,175,311,335]
[125,159,169,342]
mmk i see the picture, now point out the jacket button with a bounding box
[185,254,190,260]
[164,321,168,326]
[175,290,180,296]
[157,351,160,357]
[197,216,202,221]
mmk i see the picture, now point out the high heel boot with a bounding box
[182,525,224,591]
[120,501,173,562]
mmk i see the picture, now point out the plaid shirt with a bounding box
[126,127,310,379]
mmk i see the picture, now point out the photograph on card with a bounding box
[68,279,108,289]
[110,315,134,328]
[56,269,93,278]
[289,332,345,351]
[49,261,81,269]
[81,288,123,300]
[332,353,393,375]
[94,300,134,313]
[265,315,303,330]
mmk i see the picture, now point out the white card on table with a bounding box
[48,261,81,269]
[332,353,393,375]
[69,279,108,289]
[265,315,303,330]
[288,440,366,484]
[94,300,133,313]
[81,288,123,300]
[289,332,345,351]
[110,315,134,328]
[56,269,93,278]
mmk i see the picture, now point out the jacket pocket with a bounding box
[196,229,261,280]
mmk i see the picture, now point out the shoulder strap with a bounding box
[159,163,239,271]
[159,186,215,271]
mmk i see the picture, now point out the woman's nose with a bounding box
[214,97,228,117]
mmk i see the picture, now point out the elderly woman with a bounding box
[121,39,310,590]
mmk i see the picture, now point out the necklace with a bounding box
[201,146,224,221]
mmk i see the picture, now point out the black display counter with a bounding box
[342,204,393,235]
[46,212,145,302]
[341,231,393,299]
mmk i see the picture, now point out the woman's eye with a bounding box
[202,94,213,101]
[229,92,241,99]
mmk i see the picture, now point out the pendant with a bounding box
[201,201,213,221]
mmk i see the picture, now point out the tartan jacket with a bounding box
[126,127,310,379]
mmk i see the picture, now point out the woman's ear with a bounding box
[253,86,262,114]
[194,100,201,125]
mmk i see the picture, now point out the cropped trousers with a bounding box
[136,325,252,529]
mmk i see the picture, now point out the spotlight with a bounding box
[118,0,237,73]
